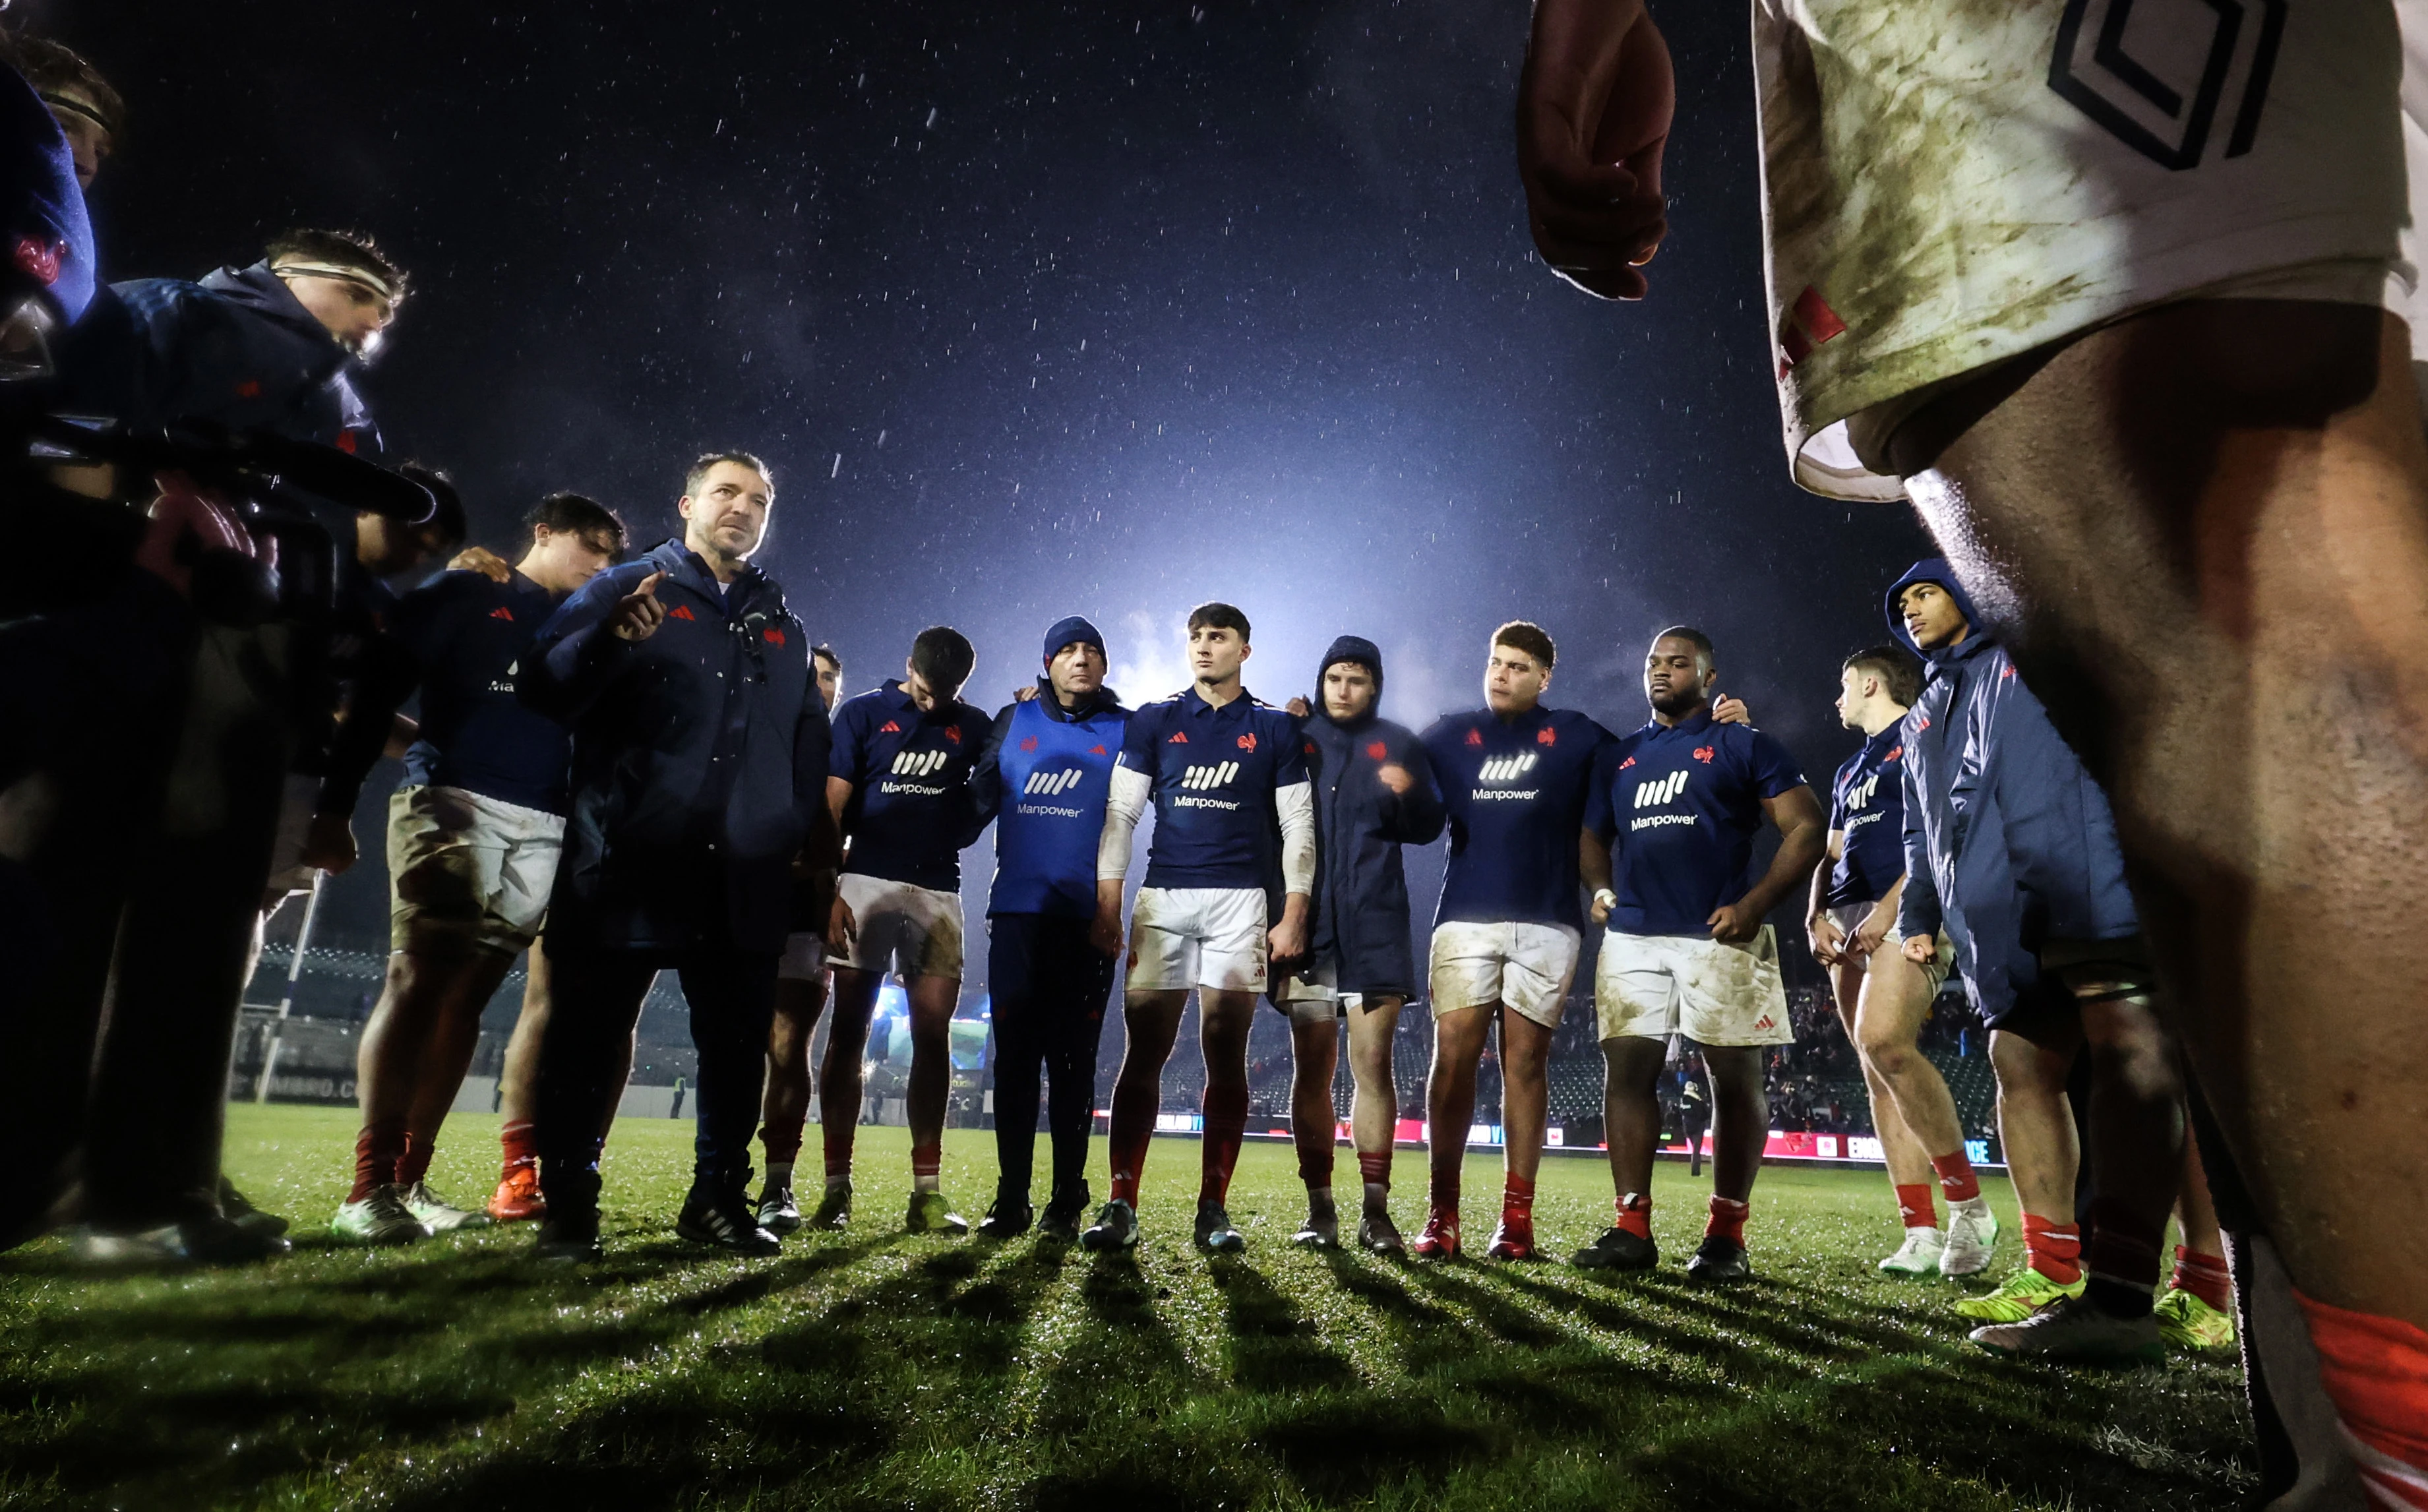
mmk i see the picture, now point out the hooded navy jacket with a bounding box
[1887,559,2138,1021]
[519,539,829,954]
[1299,638,1446,996]
[59,262,379,455]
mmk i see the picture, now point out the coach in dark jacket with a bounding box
[1275,635,1445,1252]
[518,452,830,1260]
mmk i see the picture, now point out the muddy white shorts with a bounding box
[1596,926,1792,1046]
[1756,0,2414,501]
[386,785,564,957]
[1128,886,1268,993]
[1825,901,1954,993]
[1427,921,1580,1029]
[1275,957,1367,1025]
[837,872,964,980]
[777,932,828,982]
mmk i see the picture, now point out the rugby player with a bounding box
[754,642,844,1234]
[332,492,626,1244]
[965,617,1130,1239]
[1411,622,1610,1261]
[1276,636,1444,1252]
[1576,628,1825,1284]
[1082,603,1314,1252]
[1518,0,2428,1484]
[1804,646,1993,1277]
[821,628,991,1234]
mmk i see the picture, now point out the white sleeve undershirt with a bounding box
[1096,764,1152,882]
[1276,780,1315,897]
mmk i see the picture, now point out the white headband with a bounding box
[271,258,399,303]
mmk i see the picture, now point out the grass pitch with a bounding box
[0,1105,2252,1511]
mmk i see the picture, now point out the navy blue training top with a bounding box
[1418,705,1614,929]
[972,690,1131,917]
[1117,685,1307,891]
[390,568,575,814]
[831,680,992,891]
[1587,710,1809,938]
[1824,724,1908,909]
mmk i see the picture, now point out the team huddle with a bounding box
[309,444,2233,1374]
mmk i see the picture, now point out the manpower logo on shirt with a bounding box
[1472,750,1539,801]
[1631,768,1697,830]
[892,750,949,778]
[1172,761,1243,811]
[1024,768,1084,797]
[1840,771,1881,812]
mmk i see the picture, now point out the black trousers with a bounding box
[535,939,777,1214]
[986,913,1116,1200]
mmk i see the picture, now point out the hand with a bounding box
[1013,684,1038,704]
[1901,934,1936,966]
[609,571,667,642]
[1848,906,1894,961]
[1517,0,1674,301]
[1285,696,1310,718]
[826,893,859,955]
[298,811,357,875]
[1089,903,1125,959]
[1375,762,1415,797]
[1267,898,1310,963]
[448,545,513,584]
[1707,900,1759,945]
[1807,911,1844,966]
[1590,888,1616,926]
[1713,694,1751,726]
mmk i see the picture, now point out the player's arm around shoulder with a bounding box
[517,559,650,721]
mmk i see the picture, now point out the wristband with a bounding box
[1593,888,1618,910]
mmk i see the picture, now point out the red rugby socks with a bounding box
[2022,1213,2082,1285]
[1200,1084,1248,1205]
[1929,1149,1982,1205]
[2170,1246,2233,1314]
[349,1120,405,1203]
[1616,1192,1653,1239]
[1705,1195,1749,1246]
[1896,1182,1937,1230]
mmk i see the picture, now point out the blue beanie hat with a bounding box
[1043,615,1105,669]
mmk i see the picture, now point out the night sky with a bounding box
[45,1,1935,967]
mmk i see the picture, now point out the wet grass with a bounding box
[0,1105,2254,1510]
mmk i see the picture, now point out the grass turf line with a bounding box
[0,1104,2254,1511]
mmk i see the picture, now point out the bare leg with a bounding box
[1196,988,1257,1208]
[1853,954,1968,1163]
[1104,989,1188,1204]
[349,952,462,1202]
[1425,1004,1493,1217]
[818,967,884,1190]
[762,973,828,1181]
[400,950,518,1182]
[2079,994,2186,1306]
[1600,1034,1670,1197]
[902,973,960,1192]
[1287,1015,1341,1220]
[1900,303,2428,1325]
[1345,996,1405,1224]
[2178,1120,2225,1259]
[1833,959,1932,1217]
[1498,1009,1554,1190]
[1989,1027,2081,1227]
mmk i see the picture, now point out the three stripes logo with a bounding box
[1633,770,1688,808]
[1023,768,1084,797]
[1477,752,1538,784]
[1180,762,1240,791]
[892,750,949,778]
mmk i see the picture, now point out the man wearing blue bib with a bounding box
[963,616,1130,1239]
[1579,627,1826,1285]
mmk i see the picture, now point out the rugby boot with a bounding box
[218,1178,290,1240]
[1039,1181,1089,1242]
[1356,1207,1407,1255]
[756,1180,802,1235]
[905,1191,971,1236]
[1195,1199,1247,1254]
[977,1195,1034,1240]
[179,1213,293,1264]
[331,1184,431,1247]
[1685,1235,1753,1286]
[1080,1197,1141,1251]
[810,1180,854,1231]
[1291,1207,1341,1249]
[2153,1286,2237,1352]
[677,1182,783,1256]
[1952,1264,2084,1323]
[487,1163,546,1224]
[71,1223,187,1267]
[1970,1294,2165,1366]
[1879,1227,1946,1276]
[401,1180,491,1233]
[1571,1226,1657,1271]
[1485,1209,1537,1261]
[1938,1202,1999,1278]
[1411,1207,1461,1261]
[533,1208,602,1264]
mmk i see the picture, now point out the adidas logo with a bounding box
[1633,771,1688,808]
[892,750,949,777]
[1464,728,1484,747]
[1180,761,1239,790]
[487,607,514,621]
[1477,753,1538,783]
[669,604,696,621]
[1753,1014,1775,1032]
[1167,731,1189,744]
[880,720,902,733]
[1842,771,1881,813]
[1024,768,1084,797]
[1089,744,1107,755]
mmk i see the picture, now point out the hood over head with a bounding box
[1314,634,1384,725]
[1885,558,1987,662]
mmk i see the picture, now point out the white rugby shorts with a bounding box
[1757,0,2413,500]
[386,784,564,957]
[777,932,828,983]
[1127,886,1268,993]
[1275,957,1367,1026]
[1825,901,1954,993]
[1596,926,1792,1047]
[836,872,964,980]
[1427,921,1580,1029]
